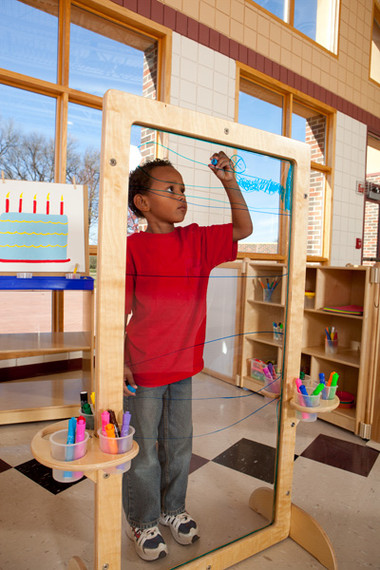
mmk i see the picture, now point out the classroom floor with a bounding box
[0,371,379,570]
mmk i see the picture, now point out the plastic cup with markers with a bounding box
[322,371,339,400]
[273,322,283,342]
[98,410,135,474]
[294,379,324,422]
[49,417,89,482]
[325,327,338,354]
[79,391,95,430]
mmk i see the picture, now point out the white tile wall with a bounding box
[170,33,236,227]
[331,112,367,266]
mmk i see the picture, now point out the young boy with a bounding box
[123,151,252,561]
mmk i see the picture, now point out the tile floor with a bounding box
[0,372,379,569]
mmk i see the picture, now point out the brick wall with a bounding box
[305,115,326,256]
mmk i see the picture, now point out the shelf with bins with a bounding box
[241,262,287,393]
[0,275,95,425]
[301,266,372,434]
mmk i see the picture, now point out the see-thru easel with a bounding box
[32,91,337,569]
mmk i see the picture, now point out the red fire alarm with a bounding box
[356,238,362,249]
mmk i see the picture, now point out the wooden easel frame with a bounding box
[94,91,336,569]
[32,90,337,569]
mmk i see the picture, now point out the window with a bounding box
[0,0,164,245]
[239,72,333,261]
[251,0,339,52]
[238,82,286,256]
[363,135,380,264]
[370,2,380,84]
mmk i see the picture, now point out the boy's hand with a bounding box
[209,151,237,185]
[124,364,137,396]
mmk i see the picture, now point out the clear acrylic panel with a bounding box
[121,125,294,567]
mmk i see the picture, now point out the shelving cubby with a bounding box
[240,261,287,393]
[302,266,373,434]
[0,275,94,425]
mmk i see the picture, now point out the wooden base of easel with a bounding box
[250,487,337,570]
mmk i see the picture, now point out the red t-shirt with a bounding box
[125,223,237,387]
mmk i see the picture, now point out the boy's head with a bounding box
[129,158,173,218]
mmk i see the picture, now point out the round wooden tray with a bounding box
[31,420,139,473]
[289,395,340,414]
[260,389,280,399]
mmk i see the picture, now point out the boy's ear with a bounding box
[134,193,149,213]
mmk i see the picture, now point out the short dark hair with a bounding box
[128,158,173,218]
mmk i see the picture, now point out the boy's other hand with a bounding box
[124,364,137,396]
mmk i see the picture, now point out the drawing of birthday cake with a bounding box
[0,194,70,263]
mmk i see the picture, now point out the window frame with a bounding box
[248,0,340,55]
[237,63,335,263]
[0,0,171,330]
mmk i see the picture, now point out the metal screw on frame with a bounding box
[224,128,229,135]
[109,158,117,166]
[103,564,109,570]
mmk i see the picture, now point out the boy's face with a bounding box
[143,165,187,224]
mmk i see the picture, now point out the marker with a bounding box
[82,402,93,415]
[267,362,275,378]
[108,409,120,437]
[262,366,273,379]
[327,371,336,386]
[211,158,218,165]
[105,423,118,453]
[331,372,339,387]
[312,383,325,396]
[295,378,308,419]
[121,411,131,437]
[90,392,95,406]
[75,416,86,442]
[299,384,312,407]
[126,384,137,393]
[75,416,86,459]
[80,391,88,413]
[101,410,110,435]
[319,373,325,384]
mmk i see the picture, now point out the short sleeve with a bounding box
[200,223,237,270]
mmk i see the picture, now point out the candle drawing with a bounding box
[19,193,23,213]
[5,192,9,213]
[33,194,37,214]
[60,195,64,215]
[46,193,50,215]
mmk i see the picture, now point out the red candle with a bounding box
[33,194,37,214]
[5,192,9,213]
[60,195,64,215]
[19,193,23,213]
[46,193,50,215]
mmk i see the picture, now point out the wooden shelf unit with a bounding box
[0,276,94,425]
[240,261,287,394]
[301,265,375,434]
[241,263,379,436]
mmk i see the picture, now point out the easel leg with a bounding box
[249,488,338,570]
[95,473,123,570]
[68,556,87,570]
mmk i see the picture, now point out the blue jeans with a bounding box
[122,377,193,529]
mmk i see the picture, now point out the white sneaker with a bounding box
[160,511,200,545]
[127,524,168,561]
